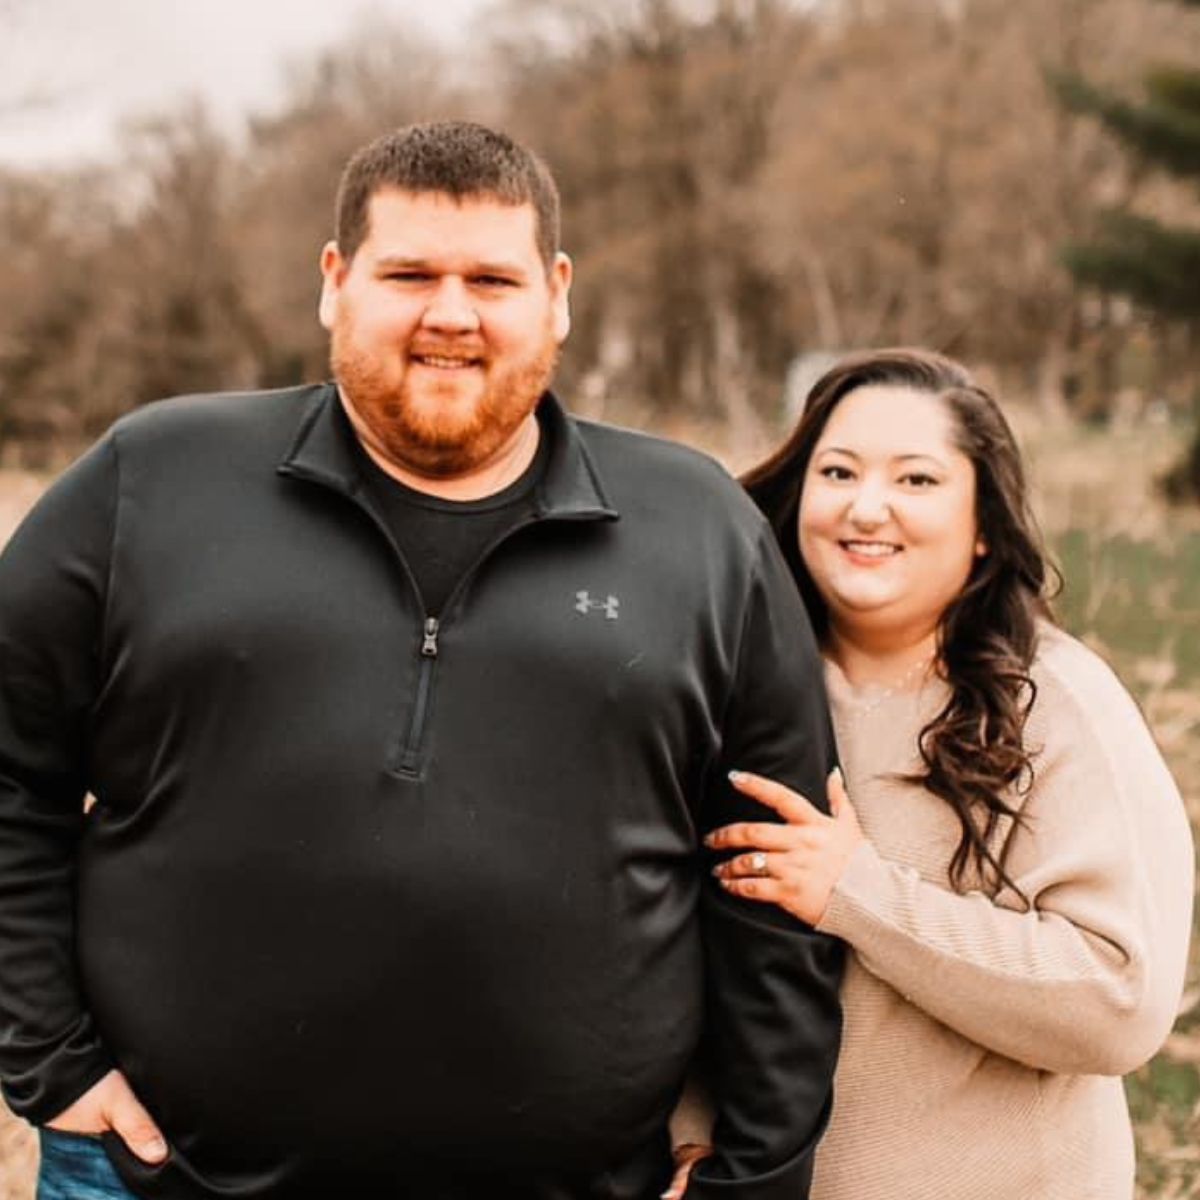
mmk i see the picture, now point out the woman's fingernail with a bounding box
[728,769,743,783]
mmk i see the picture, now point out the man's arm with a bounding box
[0,437,118,1122]
[686,525,843,1199]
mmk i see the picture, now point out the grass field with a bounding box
[1023,416,1200,1199]
[0,409,1196,1197]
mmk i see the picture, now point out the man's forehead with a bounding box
[360,188,540,256]
[365,187,536,224]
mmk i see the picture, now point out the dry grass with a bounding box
[1019,415,1200,1200]
[0,412,1196,1197]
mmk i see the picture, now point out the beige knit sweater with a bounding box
[675,623,1194,1200]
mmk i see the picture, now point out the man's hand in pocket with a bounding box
[47,1069,167,1163]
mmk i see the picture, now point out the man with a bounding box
[0,122,842,1199]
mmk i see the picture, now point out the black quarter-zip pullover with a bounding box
[0,385,842,1199]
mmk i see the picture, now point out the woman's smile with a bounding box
[799,383,984,643]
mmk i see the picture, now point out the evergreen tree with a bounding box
[1050,0,1200,499]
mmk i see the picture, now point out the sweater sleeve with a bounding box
[686,527,844,1200]
[818,640,1194,1077]
[0,435,119,1122]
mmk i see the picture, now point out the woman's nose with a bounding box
[847,480,890,526]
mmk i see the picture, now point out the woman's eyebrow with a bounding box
[893,453,949,467]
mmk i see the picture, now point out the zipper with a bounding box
[420,616,440,657]
[396,618,440,775]
[391,515,545,777]
[292,479,442,779]
[279,402,619,783]
[280,462,613,781]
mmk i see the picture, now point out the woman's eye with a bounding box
[819,465,854,482]
[901,472,938,488]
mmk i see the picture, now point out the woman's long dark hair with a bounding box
[743,348,1057,900]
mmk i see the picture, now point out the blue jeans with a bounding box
[37,1129,140,1200]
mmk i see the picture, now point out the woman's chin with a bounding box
[823,584,904,619]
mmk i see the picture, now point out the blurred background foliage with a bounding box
[0,0,1197,1195]
[0,0,1198,486]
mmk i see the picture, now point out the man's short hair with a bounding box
[334,121,561,270]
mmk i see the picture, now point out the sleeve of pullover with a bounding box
[818,636,1194,1077]
[686,528,844,1200]
[0,435,118,1122]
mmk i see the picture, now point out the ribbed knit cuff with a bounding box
[816,840,902,942]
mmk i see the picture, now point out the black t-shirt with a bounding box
[356,423,549,617]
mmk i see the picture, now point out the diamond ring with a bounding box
[750,852,768,875]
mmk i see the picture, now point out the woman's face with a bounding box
[798,383,985,650]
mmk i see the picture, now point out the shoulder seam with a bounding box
[97,432,121,675]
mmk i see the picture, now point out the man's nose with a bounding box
[421,277,480,333]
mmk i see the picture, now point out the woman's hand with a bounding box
[662,1142,712,1200]
[707,768,864,926]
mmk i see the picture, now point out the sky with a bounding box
[0,0,491,168]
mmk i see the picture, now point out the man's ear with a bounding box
[317,241,348,331]
[549,252,573,344]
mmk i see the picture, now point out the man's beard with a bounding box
[330,319,559,478]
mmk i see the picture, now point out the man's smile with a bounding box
[410,353,484,370]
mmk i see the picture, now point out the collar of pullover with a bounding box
[276,384,619,524]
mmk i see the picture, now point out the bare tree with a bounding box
[235,17,462,385]
[498,0,811,435]
[3,0,1197,460]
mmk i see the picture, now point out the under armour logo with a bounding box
[575,590,620,619]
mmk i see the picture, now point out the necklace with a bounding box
[841,655,934,730]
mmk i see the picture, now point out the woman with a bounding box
[668,348,1194,1199]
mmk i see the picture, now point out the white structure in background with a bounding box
[782,350,847,422]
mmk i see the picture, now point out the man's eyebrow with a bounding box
[373,254,529,278]
[373,256,433,271]
[473,260,529,278]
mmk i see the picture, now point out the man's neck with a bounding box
[340,397,541,502]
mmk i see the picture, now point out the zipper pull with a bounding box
[421,616,440,657]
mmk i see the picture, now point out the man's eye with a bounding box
[384,272,430,283]
[474,275,516,288]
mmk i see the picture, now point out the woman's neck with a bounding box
[825,623,939,689]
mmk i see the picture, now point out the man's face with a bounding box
[318,188,572,479]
